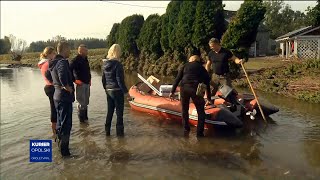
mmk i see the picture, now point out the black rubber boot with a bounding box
[196,132,205,137]
[196,126,205,137]
[78,110,86,123]
[60,134,71,157]
[116,125,124,137]
[84,109,88,121]
[183,119,190,133]
[105,125,111,136]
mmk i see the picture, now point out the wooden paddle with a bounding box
[240,62,267,124]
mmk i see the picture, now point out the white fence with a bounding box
[296,37,320,59]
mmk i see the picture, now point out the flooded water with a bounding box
[1,67,320,179]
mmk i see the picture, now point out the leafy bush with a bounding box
[221,0,266,78]
[192,0,225,49]
[137,14,163,57]
[117,14,144,56]
[106,23,120,48]
[275,47,282,54]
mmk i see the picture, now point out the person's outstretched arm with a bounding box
[171,65,184,94]
[201,66,211,102]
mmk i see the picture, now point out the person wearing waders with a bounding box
[205,38,244,97]
[46,41,74,157]
[69,44,91,123]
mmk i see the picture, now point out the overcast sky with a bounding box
[1,1,317,45]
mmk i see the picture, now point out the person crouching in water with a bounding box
[102,44,129,137]
[169,49,212,137]
[46,41,74,157]
[38,46,57,137]
[69,44,91,123]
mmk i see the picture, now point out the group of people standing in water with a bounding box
[38,42,127,157]
[38,38,243,157]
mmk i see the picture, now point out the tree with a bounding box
[221,0,266,78]
[192,0,226,50]
[27,37,107,52]
[52,35,66,42]
[137,14,163,57]
[28,41,46,52]
[117,14,144,56]
[0,36,11,54]
[8,34,27,61]
[160,14,170,53]
[174,1,198,52]
[166,1,183,51]
[264,0,308,39]
[263,0,284,39]
[306,0,320,26]
[291,10,307,30]
[106,23,120,48]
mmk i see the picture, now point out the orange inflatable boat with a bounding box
[128,74,279,129]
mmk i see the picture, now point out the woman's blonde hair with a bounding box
[189,55,200,62]
[40,46,55,59]
[107,44,122,60]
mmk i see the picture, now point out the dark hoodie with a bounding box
[101,59,128,94]
[69,54,91,84]
[46,54,75,103]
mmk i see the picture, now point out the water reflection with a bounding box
[1,67,320,179]
[106,138,131,179]
[0,67,14,84]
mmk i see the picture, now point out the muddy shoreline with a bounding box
[1,58,319,103]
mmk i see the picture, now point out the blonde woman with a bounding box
[102,44,128,136]
[38,46,57,136]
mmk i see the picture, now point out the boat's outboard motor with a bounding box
[218,84,256,119]
[218,85,242,116]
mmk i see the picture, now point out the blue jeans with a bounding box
[105,90,124,134]
[54,101,73,136]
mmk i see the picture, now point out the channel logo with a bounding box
[29,140,52,162]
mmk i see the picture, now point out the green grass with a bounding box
[243,56,284,70]
[235,58,320,103]
[1,49,319,103]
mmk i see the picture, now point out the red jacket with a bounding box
[38,59,53,86]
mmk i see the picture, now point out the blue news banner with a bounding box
[30,140,52,162]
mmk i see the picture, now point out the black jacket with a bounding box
[69,54,91,84]
[46,55,75,103]
[101,59,128,94]
[171,61,211,100]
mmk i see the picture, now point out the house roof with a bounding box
[275,26,320,41]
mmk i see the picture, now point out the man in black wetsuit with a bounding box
[205,38,244,96]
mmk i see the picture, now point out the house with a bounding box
[275,26,320,59]
[224,10,276,57]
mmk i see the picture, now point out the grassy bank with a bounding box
[235,58,320,103]
[1,51,319,103]
[0,48,107,68]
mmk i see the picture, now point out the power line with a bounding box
[100,1,167,9]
